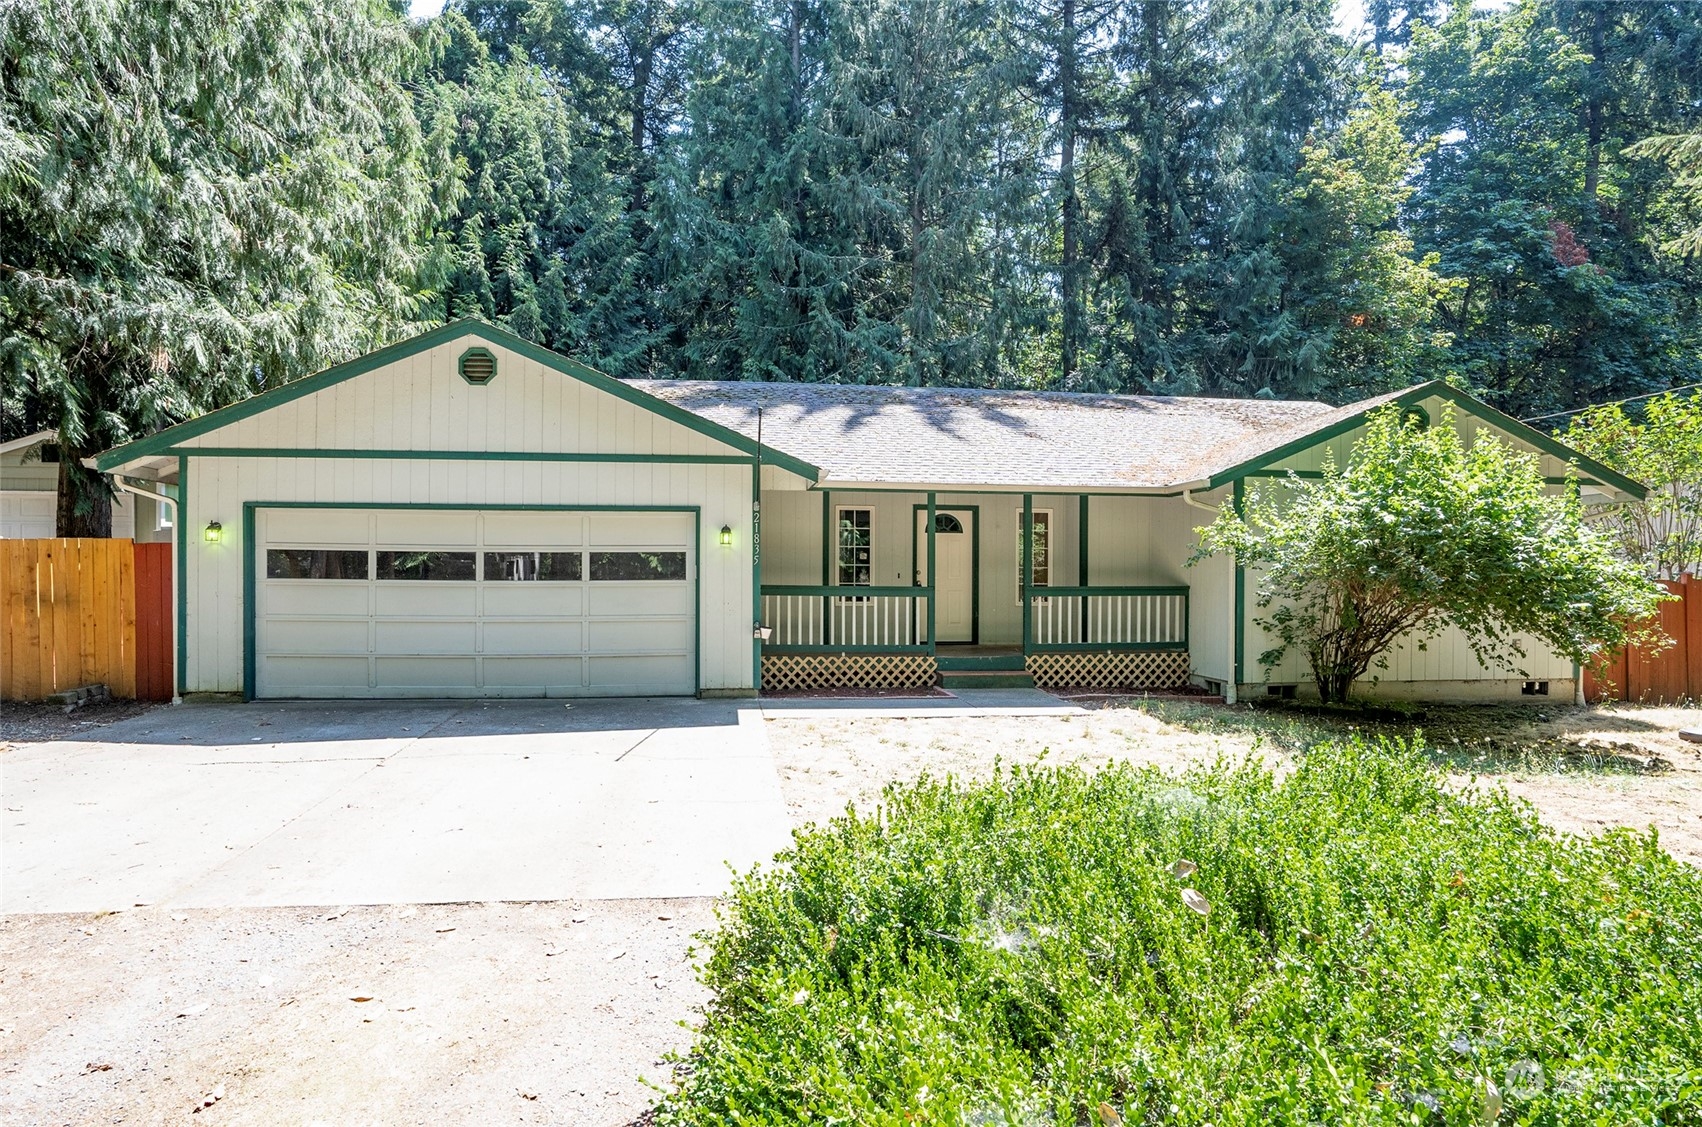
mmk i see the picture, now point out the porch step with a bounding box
[939,670,1036,690]
[934,652,1027,672]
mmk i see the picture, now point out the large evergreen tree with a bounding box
[0,0,437,533]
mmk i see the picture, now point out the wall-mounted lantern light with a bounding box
[204,521,223,543]
[719,524,733,547]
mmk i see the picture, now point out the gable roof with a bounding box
[635,377,1646,499]
[89,318,1643,501]
[91,320,821,481]
[633,380,1336,491]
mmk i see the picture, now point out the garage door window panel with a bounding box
[376,550,477,581]
[590,551,688,581]
[267,549,369,580]
[484,551,582,581]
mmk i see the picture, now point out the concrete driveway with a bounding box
[1,698,792,913]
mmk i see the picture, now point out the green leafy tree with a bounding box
[1401,1,1702,418]
[1265,88,1460,401]
[1628,129,1702,259]
[0,0,435,534]
[1565,392,1702,579]
[1195,406,1665,702]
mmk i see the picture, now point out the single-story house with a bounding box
[91,320,1644,703]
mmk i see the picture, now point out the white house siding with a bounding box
[176,339,741,461]
[173,336,761,695]
[1,458,140,540]
[1237,395,1580,699]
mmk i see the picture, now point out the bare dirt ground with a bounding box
[0,699,163,745]
[767,698,1702,866]
[0,899,713,1126]
[3,697,1698,1126]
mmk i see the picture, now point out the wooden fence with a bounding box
[1,538,173,701]
[1584,576,1702,703]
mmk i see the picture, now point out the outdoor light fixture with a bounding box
[720,524,733,547]
[204,521,222,543]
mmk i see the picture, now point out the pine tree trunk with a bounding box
[1582,3,1607,221]
[1059,0,1082,387]
[55,444,112,538]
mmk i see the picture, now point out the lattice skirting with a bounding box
[1026,650,1190,691]
[762,654,939,694]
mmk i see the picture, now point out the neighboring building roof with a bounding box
[0,429,55,456]
[631,380,1337,491]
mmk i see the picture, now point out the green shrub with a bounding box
[658,742,1702,1125]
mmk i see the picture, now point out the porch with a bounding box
[755,490,1212,693]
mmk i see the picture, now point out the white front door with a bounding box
[916,509,974,643]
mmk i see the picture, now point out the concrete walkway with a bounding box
[1,698,791,913]
[758,686,1086,720]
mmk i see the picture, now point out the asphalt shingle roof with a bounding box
[630,379,1343,490]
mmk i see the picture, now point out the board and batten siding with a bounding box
[174,338,765,695]
[175,340,743,460]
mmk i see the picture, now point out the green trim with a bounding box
[1021,494,1033,653]
[1204,381,1647,499]
[752,458,762,693]
[162,447,755,465]
[1029,642,1191,654]
[762,584,925,598]
[909,503,981,646]
[770,647,932,656]
[926,493,937,653]
[242,505,256,700]
[1039,584,1189,597]
[694,509,702,695]
[177,454,188,693]
[821,490,831,646]
[244,502,700,512]
[241,501,704,702]
[1242,468,1605,488]
[1078,494,1090,642]
[94,318,822,483]
[458,346,497,386]
[1233,478,1246,687]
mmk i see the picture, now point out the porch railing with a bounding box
[760,585,932,653]
[1026,585,1189,651]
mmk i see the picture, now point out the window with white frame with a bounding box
[1016,509,1051,602]
[836,508,872,589]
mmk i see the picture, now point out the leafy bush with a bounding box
[658,743,1701,1125]
[1194,406,1665,702]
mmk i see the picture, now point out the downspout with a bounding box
[112,475,181,705]
[1182,488,1236,705]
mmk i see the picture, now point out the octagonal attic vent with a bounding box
[458,347,497,385]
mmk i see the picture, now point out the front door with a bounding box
[916,509,974,643]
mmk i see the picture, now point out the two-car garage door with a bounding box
[254,508,695,698]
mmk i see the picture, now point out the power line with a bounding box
[1520,382,1702,424]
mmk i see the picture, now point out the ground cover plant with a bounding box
[659,742,1701,1125]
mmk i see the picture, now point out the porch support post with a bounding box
[821,490,831,646]
[1022,492,1033,653]
[926,492,937,652]
[1078,494,1090,644]
[1229,478,1245,705]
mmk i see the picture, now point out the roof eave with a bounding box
[90,320,823,483]
[1200,381,1649,502]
